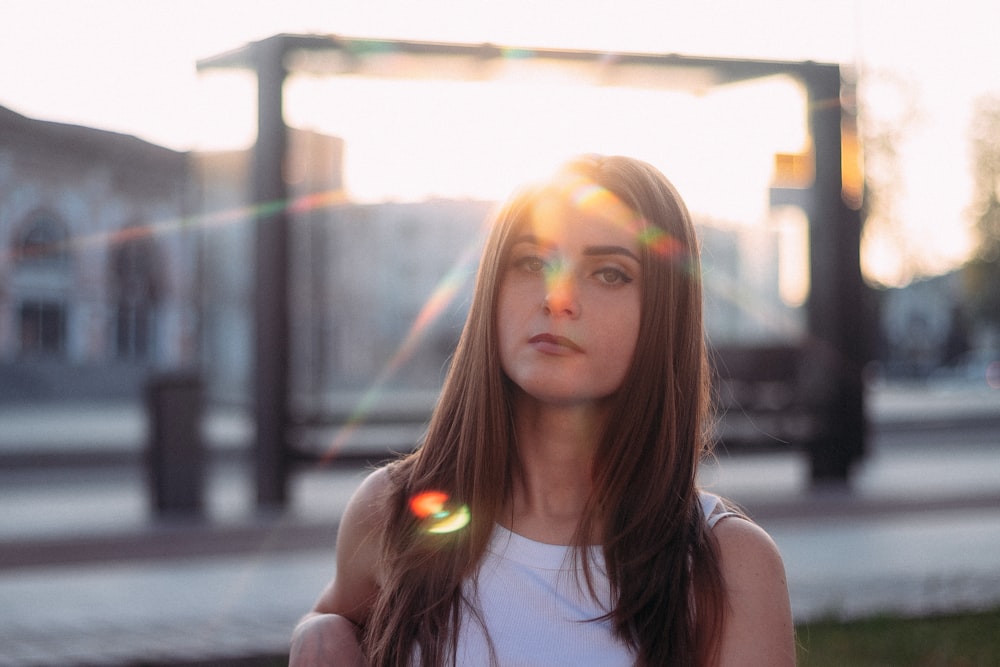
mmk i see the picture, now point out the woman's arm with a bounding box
[713,517,796,667]
[289,468,389,667]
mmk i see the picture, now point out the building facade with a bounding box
[2,105,804,409]
[0,105,196,401]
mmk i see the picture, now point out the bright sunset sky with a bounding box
[1,0,998,286]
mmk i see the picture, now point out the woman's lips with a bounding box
[529,333,583,354]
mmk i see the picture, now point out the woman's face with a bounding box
[496,188,643,407]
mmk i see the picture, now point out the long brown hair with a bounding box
[363,155,726,666]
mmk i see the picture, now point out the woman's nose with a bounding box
[543,271,580,317]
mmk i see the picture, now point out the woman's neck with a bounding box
[505,395,608,544]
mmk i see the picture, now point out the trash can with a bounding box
[146,370,204,517]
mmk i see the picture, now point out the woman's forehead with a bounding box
[523,175,645,242]
[505,176,690,267]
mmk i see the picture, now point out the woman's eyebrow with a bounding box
[510,233,545,246]
[511,235,640,263]
[509,234,560,255]
[583,245,641,262]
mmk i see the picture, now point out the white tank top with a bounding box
[453,492,734,665]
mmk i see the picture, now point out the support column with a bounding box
[252,36,291,509]
[802,64,869,484]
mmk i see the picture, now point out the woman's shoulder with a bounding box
[711,512,795,665]
[336,467,398,563]
[357,465,395,498]
[712,515,783,565]
[342,466,397,529]
[697,491,786,600]
[699,490,781,570]
[309,466,398,623]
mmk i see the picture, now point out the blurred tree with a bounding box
[857,70,923,287]
[963,93,1000,331]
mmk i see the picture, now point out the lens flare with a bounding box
[426,505,472,534]
[566,177,641,236]
[3,189,351,264]
[408,490,471,534]
[318,239,482,464]
[570,182,614,211]
[987,361,1000,390]
[637,226,685,260]
[409,490,449,518]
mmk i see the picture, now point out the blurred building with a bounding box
[0,105,196,402]
[1,104,802,409]
[877,272,973,378]
[700,220,804,346]
[193,130,493,408]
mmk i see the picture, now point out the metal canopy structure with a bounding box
[198,34,869,509]
[200,33,818,87]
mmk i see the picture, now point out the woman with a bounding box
[290,155,795,666]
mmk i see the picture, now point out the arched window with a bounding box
[14,212,70,357]
[110,222,162,361]
[17,214,68,264]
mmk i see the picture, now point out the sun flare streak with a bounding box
[3,189,351,264]
[317,238,483,464]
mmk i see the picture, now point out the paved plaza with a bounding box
[0,381,997,666]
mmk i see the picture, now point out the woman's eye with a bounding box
[516,256,546,272]
[595,267,632,285]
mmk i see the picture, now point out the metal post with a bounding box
[802,64,869,484]
[252,36,291,509]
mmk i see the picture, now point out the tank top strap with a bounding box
[698,491,739,529]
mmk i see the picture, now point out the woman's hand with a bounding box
[290,613,366,666]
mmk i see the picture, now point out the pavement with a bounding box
[0,379,998,666]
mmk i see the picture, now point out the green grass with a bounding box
[796,608,1000,667]
[162,608,1000,666]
